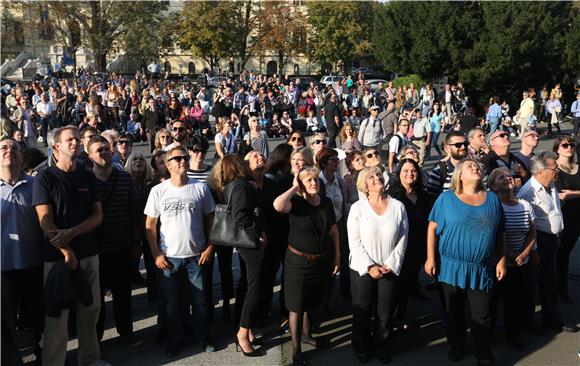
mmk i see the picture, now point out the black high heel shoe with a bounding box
[251,337,264,346]
[234,336,264,357]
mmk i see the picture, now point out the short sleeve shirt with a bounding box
[32,166,101,262]
[144,178,215,258]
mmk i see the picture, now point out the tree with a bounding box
[179,1,238,73]
[252,2,308,76]
[307,1,375,72]
[230,1,260,71]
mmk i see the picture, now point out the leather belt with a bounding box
[287,244,324,260]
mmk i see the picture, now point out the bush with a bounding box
[392,74,424,89]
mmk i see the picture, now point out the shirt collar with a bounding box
[530,176,552,193]
[0,171,31,188]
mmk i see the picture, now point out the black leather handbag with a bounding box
[210,182,260,249]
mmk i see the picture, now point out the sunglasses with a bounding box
[167,155,190,163]
[173,127,185,132]
[560,143,576,149]
[313,140,326,145]
[493,133,509,140]
[118,140,131,145]
[524,134,539,139]
[448,142,468,149]
[191,149,206,154]
[365,152,380,158]
[290,137,304,142]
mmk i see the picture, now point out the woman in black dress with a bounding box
[273,167,340,366]
[387,158,434,329]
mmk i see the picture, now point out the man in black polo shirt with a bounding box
[33,126,108,366]
[88,135,141,346]
[324,93,343,148]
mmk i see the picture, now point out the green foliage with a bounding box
[392,75,424,89]
[179,1,239,71]
[373,1,576,111]
[307,1,375,67]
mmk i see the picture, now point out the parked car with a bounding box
[320,75,342,86]
[365,79,389,91]
[351,67,374,75]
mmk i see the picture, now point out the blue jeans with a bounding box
[488,117,500,136]
[162,256,209,345]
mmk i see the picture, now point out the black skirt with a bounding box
[284,250,331,313]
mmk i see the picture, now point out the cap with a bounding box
[370,105,380,111]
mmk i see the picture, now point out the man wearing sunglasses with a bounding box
[164,120,190,152]
[426,131,468,196]
[145,146,216,357]
[482,130,530,188]
[115,133,134,167]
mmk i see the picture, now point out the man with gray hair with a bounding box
[518,151,577,333]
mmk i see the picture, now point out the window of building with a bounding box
[188,62,196,75]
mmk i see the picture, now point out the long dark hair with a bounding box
[388,158,425,195]
[265,143,293,175]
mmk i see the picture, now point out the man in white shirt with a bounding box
[36,93,55,145]
[144,146,216,357]
[388,119,409,173]
[358,105,383,149]
[410,108,431,166]
[518,151,576,333]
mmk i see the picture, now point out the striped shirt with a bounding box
[502,199,535,266]
[95,169,139,253]
[186,164,212,184]
[426,160,455,197]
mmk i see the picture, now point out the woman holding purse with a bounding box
[211,154,266,357]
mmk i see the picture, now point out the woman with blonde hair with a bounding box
[339,122,362,153]
[425,158,506,364]
[348,166,408,363]
[214,118,237,158]
[274,166,340,366]
[290,147,314,176]
[241,115,270,158]
[154,128,172,152]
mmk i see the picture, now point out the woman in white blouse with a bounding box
[347,166,408,364]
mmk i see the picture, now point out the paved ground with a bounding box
[18,121,580,365]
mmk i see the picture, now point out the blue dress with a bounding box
[428,190,503,291]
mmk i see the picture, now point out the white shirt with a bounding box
[144,178,215,258]
[347,196,408,276]
[320,172,343,222]
[517,176,563,235]
[36,101,54,116]
[388,132,408,155]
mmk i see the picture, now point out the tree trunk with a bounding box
[94,52,107,72]
[278,51,284,79]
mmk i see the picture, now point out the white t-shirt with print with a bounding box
[144,178,215,258]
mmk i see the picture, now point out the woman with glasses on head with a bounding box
[210,154,266,357]
[241,116,270,158]
[425,158,507,365]
[154,128,173,153]
[387,158,433,329]
[339,122,362,153]
[347,166,408,364]
[287,131,306,150]
[214,118,237,159]
[344,151,366,214]
[488,167,537,350]
[273,166,340,366]
[553,136,580,303]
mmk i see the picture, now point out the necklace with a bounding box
[558,162,574,174]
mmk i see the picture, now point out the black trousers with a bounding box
[441,283,493,360]
[1,265,44,345]
[327,127,340,148]
[545,113,561,135]
[337,218,351,298]
[350,269,397,357]
[204,245,235,318]
[495,264,533,340]
[257,239,287,319]
[235,247,265,329]
[97,250,133,339]
[557,217,580,296]
[536,231,562,325]
[573,117,580,137]
[1,275,24,366]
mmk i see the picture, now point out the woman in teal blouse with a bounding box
[425,158,507,366]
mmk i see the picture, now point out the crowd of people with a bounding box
[1,69,580,366]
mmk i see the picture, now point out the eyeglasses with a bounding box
[524,134,539,139]
[448,141,468,149]
[313,140,326,145]
[173,127,185,132]
[492,133,509,140]
[545,166,559,173]
[118,140,131,145]
[365,151,380,158]
[191,149,206,154]
[167,155,190,163]
[290,137,304,142]
[560,143,576,149]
